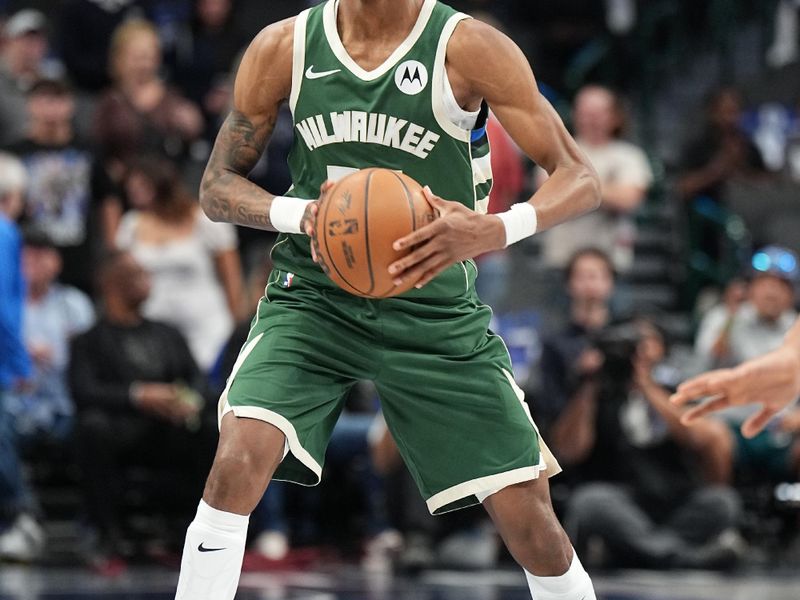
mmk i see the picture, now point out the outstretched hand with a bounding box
[388,187,506,289]
[670,344,800,438]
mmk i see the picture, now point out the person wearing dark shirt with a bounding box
[558,319,742,570]
[537,248,616,440]
[169,0,247,139]
[8,79,121,294]
[677,87,767,203]
[68,251,215,565]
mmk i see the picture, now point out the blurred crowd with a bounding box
[1,0,800,576]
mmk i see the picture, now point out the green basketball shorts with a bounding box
[218,267,560,514]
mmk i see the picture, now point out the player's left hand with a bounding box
[670,343,800,438]
[304,180,334,264]
[388,187,505,288]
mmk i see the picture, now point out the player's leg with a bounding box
[175,414,285,600]
[376,294,595,600]
[483,479,596,600]
[175,277,376,600]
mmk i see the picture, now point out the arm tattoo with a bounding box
[200,109,279,230]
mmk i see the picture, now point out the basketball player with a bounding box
[672,318,800,437]
[175,2,601,599]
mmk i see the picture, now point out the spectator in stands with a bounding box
[4,230,94,441]
[93,19,204,180]
[538,84,653,274]
[696,247,798,371]
[59,0,141,93]
[69,251,215,565]
[115,155,242,370]
[0,152,40,562]
[170,0,247,140]
[8,79,121,294]
[537,248,616,441]
[677,87,767,204]
[559,318,742,569]
[694,246,799,483]
[0,9,52,145]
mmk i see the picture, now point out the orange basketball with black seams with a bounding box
[312,168,435,298]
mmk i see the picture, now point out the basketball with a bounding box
[312,168,435,298]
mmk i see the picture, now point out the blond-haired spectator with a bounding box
[92,19,204,179]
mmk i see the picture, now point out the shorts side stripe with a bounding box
[218,401,323,485]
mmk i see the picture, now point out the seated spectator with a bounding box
[695,246,800,482]
[0,152,39,562]
[68,251,216,566]
[116,155,243,370]
[558,318,742,569]
[169,0,247,139]
[0,9,56,146]
[677,87,767,204]
[93,18,204,180]
[538,85,653,273]
[8,78,122,293]
[537,248,616,442]
[4,230,94,441]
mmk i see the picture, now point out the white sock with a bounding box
[525,549,596,600]
[174,500,249,600]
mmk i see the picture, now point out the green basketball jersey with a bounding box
[271,0,493,299]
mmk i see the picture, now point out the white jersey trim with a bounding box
[442,58,479,130]
[431,13,472,143]
[289,8,311,116]
[323,0,436,82]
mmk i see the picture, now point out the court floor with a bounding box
[1,565,799,600]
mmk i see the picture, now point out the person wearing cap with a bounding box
[0,9,50,145]
[673,252,800,441]
[689,246,800,483]
[695,246,799,372]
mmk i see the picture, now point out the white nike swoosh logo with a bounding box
[305,66,341,80]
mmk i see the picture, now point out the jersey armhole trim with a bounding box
[289,8,311,116]
[431,13,472,143]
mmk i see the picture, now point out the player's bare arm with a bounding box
[671,317,800,437]
[390,19,601,287]
[200,18,319,231]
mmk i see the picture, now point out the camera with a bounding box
[591,321,642,383]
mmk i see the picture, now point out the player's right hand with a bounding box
[670,343,800,438]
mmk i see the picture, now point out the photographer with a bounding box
[550,318,742,569]
[537,248,616,454]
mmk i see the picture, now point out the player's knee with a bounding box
[203,449,272,511]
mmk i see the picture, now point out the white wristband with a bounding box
[269,196,313,234]
[496,202,538,247]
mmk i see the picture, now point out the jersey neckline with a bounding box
[323,0,436,82]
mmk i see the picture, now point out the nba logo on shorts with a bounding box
[395,60,428,95]
[283,272,295,287]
